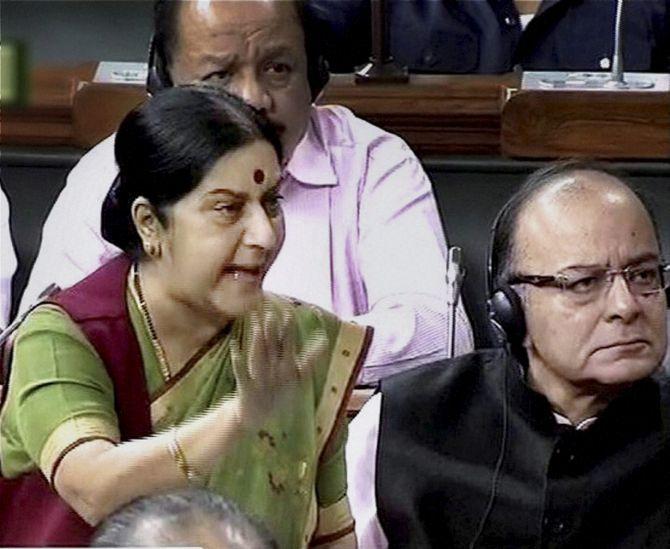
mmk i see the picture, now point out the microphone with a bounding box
[524,0,665,92]
[0,283,60,347]
[446,246,464,359]
[0,283,60,402]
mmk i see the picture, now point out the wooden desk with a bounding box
[502,89,670,160]
[1,64,92,146]
[2,64,668,159]
[1,66,511,155]
[321,73,513,156]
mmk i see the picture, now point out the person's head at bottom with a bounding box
[103,85,285,326]
[91,488,277,548]
[492,161,668,421]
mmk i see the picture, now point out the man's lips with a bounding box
[593,339,649,353]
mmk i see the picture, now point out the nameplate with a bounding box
[94,61,148,85]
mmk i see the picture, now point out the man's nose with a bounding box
[231,72,272,112]
[604,273,642,322]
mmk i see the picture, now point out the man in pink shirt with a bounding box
[21,0,473,383]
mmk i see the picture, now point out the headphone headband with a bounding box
[146,35,172,95]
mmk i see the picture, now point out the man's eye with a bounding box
[629,268,658,286]
[265,62,292,81]
[566,275,600,293]
[204,70,232,84]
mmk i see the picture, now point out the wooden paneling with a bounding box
[2,63,669,161]
[321,73,514,156]
[1,63,94,146]
[72,83,147,148]
[1,66,513,155]
[501,89,670,160]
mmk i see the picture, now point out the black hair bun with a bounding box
[101,174,139,252]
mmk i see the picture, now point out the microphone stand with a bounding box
[608,0,625,86]
[355,0,408,84]
[0,283,60,347]
[446,247,464,359]
[604,0,654,89]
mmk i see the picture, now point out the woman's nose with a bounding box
[243,206,278,251]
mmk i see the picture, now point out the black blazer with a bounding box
[310,0,670,74]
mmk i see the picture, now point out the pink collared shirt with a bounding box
[20,105,473,383]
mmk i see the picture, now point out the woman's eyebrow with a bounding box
[205,189,248,200]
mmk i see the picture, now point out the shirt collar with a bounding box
[553,412,598,431]
[284,107,338,187]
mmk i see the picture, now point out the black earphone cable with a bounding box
[468,346,510,549]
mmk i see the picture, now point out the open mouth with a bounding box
[221,264,263,282]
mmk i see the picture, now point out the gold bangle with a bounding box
[167,427,203,485]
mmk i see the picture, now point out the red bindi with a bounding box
[253,169,265,184]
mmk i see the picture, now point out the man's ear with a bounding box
[131,196,164,244]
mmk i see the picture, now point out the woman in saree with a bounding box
[0,87,370,548]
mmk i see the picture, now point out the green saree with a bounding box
[0,280,370,548]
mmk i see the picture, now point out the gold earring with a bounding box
[143,241,160,258]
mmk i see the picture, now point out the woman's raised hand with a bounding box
[230,298,327,428]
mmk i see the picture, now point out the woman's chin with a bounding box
[211,291,264,320]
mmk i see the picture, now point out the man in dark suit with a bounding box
[313,0,670,74]
[347,162,670,547]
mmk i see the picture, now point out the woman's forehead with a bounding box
[198,141,281,195]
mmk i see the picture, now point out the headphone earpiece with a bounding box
[486,196,528,351]
[307,53,330,102]
[486,285,526,350]
[146,35,173,96]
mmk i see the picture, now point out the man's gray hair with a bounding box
[91,488,277,548]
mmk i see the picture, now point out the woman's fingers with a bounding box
[231,298,330,429]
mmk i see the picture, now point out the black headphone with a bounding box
[145,13,331,102]
[485,200,527,352]
[146,35,171,95]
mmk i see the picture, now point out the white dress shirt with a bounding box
[1,188,17,328]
